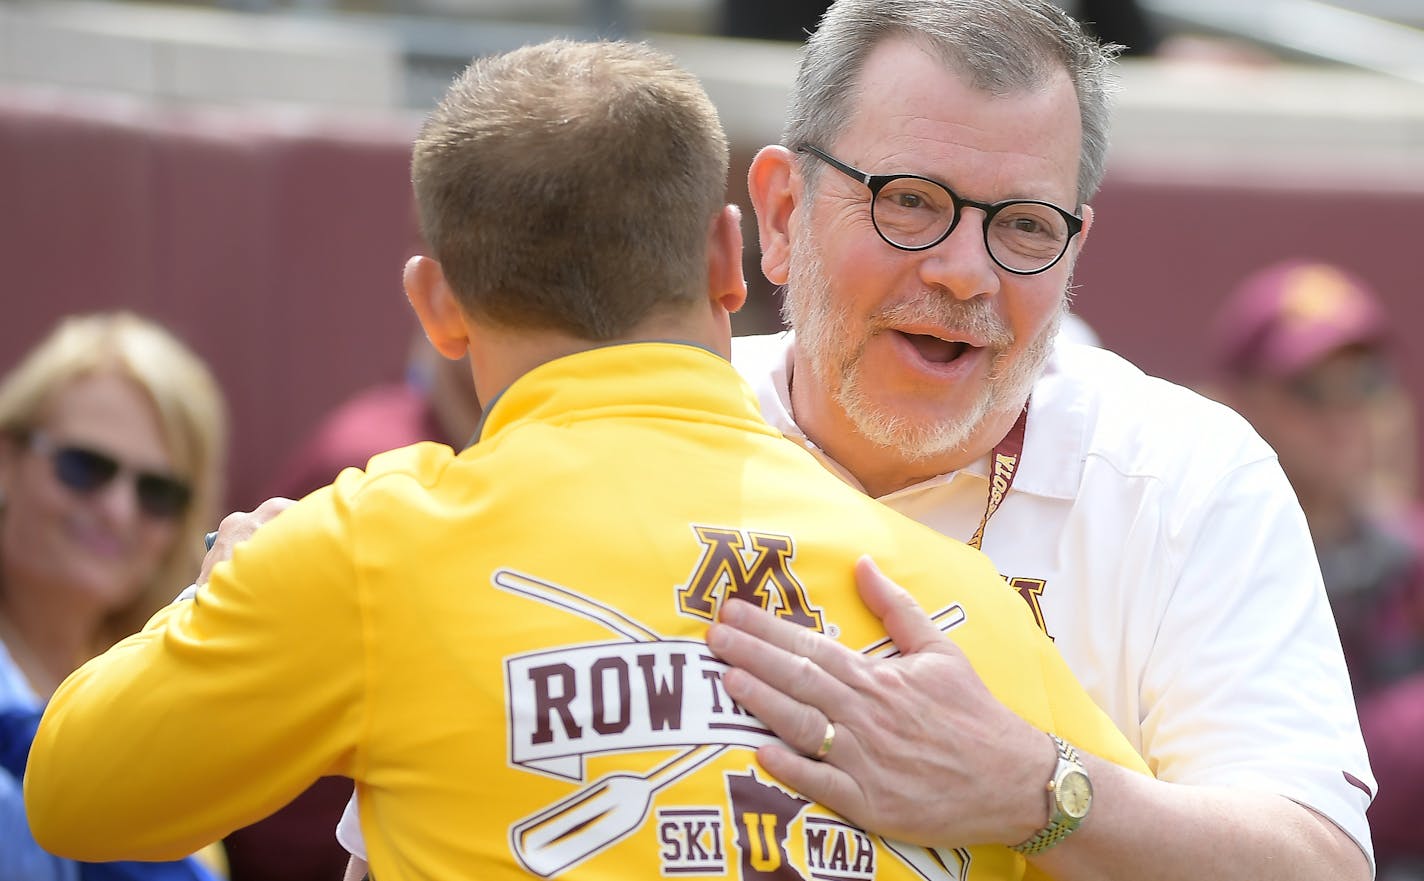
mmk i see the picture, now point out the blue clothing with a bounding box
[0,708,39,778]
[0,642,218,881]
[0,639,75,881]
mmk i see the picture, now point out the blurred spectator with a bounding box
[1211,260,1424,876]
[1212,259,1424,687]
[219,332,480,881]
[0,312,227,880]
[264,332,480,500]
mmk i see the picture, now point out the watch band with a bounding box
[1010,735,1087,857]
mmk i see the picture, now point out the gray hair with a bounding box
[784,0,1121,204]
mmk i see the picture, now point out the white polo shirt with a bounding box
[732,331,1375,864]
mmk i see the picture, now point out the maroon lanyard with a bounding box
[966,404,1028,551]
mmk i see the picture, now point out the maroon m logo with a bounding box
[676,526,824,632]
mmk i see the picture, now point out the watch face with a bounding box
[1057,770,1093,819]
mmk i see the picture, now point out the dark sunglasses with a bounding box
[27,431,192,520]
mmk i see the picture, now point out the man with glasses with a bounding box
[713,1,1375,879]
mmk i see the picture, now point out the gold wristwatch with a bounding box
[1010,734,1092,856]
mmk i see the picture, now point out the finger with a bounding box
[855,556,959,656]
[216,498,294,547]
[719,666,835,760]
[253,496,296,520]
[754,742,865,823]
[196,511,249,586]
[196,499,296,585]
[707,612,852,711]
[713,598,867,685]
[708,603,862,704]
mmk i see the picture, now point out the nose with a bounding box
[91,474,143,528]
[916,209,1001,301]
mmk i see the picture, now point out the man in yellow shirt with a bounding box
[27,39,1144,881]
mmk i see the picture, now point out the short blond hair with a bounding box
[0,312,227,649]
[413,39,730,340]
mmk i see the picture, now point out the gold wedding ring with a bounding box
[813,722,836,760]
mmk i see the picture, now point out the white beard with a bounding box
[782,222,1063,462]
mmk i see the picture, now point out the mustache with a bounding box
[867,294,1014,348]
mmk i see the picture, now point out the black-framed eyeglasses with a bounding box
[27,430,191,520]
[797,144,1084,275]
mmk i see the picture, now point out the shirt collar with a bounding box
[476,341,775,446]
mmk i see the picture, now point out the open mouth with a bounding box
[896,331,972,365]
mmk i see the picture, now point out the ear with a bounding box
[706,203,748,316]
[747,145,800,287]
[403,256,471,361]
[1074,203,1095,255]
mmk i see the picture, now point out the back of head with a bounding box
[786,0,1119,203]
[0,312,227,642]
[413,40,730,341]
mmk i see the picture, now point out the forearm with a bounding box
[28,573,361,858]
[1032,758,1370,881]
[26,615,266,860]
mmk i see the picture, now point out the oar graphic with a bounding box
[883,839,973,881]
[494,569,711,876]
[511,743,722,876]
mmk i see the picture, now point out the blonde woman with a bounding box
[0,312,226,880]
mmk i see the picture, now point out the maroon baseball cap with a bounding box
[1213,260,1387,379]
